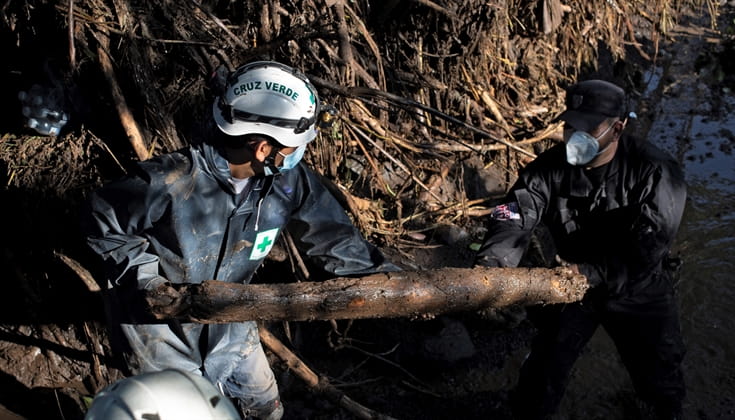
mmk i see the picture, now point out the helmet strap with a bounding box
[263,148,281,176]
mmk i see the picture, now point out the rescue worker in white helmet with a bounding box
[85,369,240,420]
[83,61,400,419]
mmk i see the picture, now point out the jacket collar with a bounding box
[199,142,268,194]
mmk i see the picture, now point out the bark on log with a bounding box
[147,266,589,323]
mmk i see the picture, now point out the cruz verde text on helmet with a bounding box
[233,80,301,100]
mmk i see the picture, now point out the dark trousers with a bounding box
[513,289,686,419]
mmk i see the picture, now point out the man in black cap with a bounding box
[475,80,687,419]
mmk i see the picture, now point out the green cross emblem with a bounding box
[250,228,279,260]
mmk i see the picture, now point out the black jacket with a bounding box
[476,136,686,301]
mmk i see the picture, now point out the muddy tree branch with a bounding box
[146,267,589,323]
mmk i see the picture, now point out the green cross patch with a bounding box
[249,228,279,260]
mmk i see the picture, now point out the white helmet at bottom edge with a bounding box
[85,369,239,420]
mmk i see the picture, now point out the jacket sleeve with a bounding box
[82,165,170,291]
[286,168,401,277]
[475,171,548,268]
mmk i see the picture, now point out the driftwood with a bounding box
[146,266,589,323]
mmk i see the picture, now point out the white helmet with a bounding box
[213,61,320,147]
[85,369,240,420]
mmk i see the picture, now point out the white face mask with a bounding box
[565,122,615,166]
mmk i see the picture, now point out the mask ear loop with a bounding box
[592,120,618,157]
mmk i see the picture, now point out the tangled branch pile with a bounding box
[5,0,714,244]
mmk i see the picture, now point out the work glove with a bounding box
[142,282,191,320]
[555,255,602,287]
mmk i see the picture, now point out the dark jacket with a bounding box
[84,142,397,321]
[476,136,686,302]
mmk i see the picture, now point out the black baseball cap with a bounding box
[555,80,626,132]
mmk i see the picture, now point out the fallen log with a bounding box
[146,266,589,323]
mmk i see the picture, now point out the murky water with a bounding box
[556,58,735,418]
[651,81,735,419]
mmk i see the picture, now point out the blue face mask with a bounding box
[264,144,306,176]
